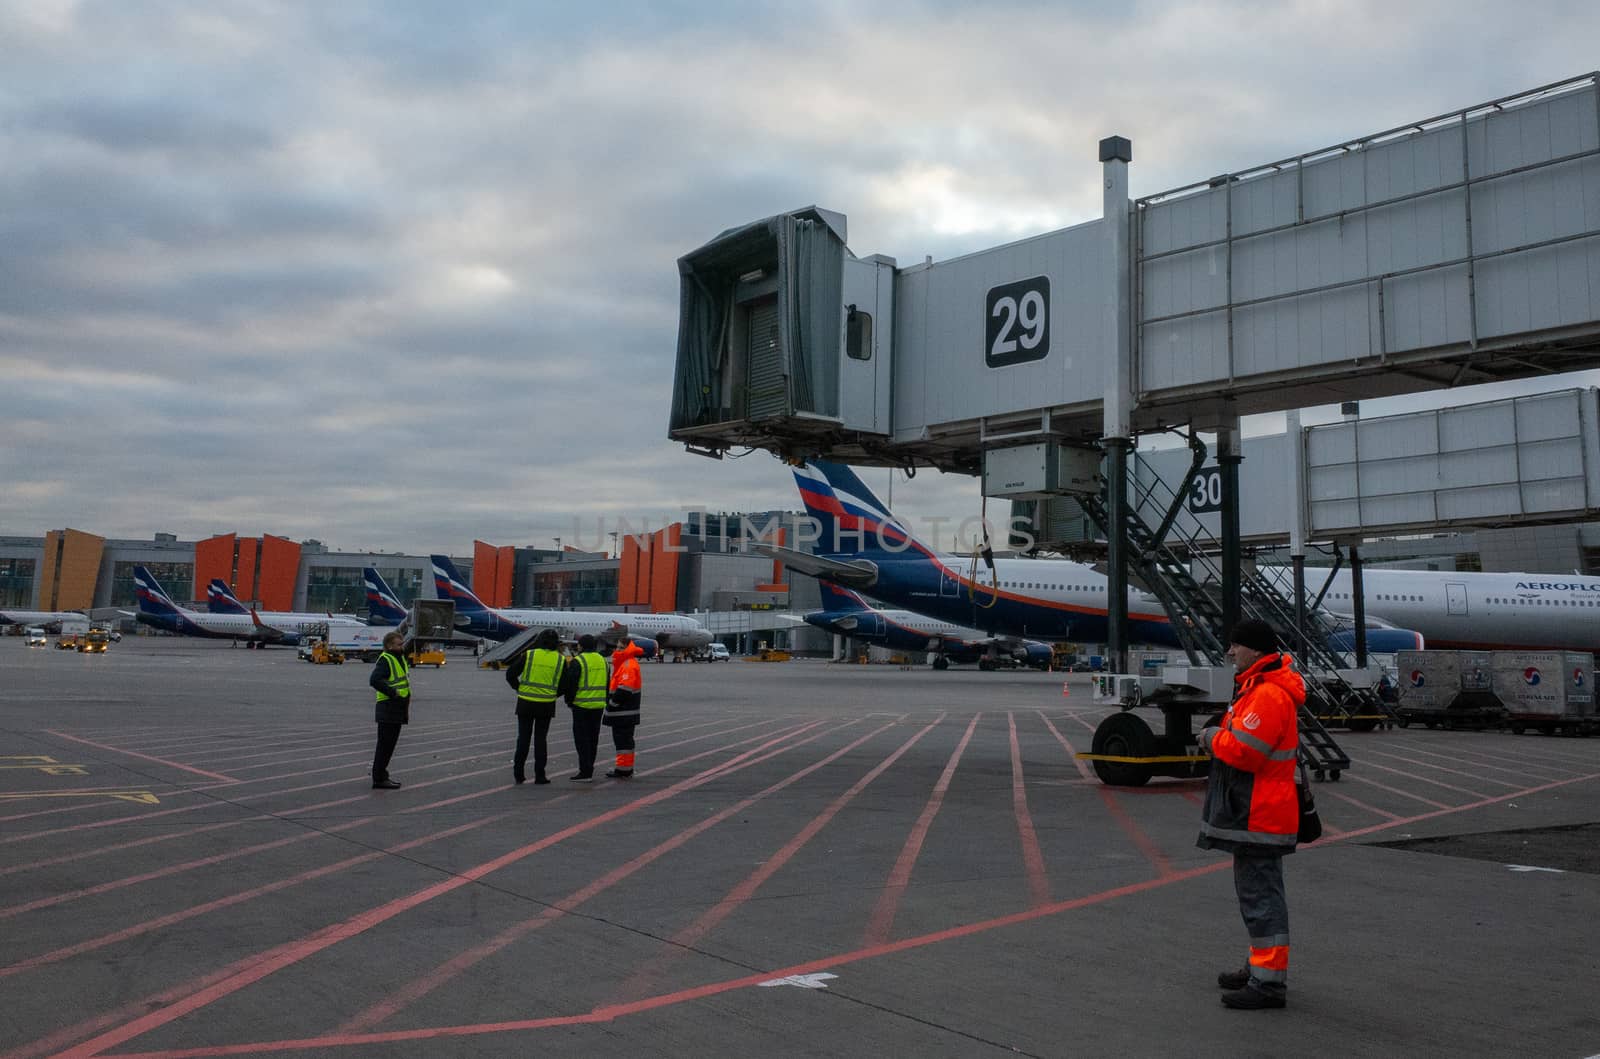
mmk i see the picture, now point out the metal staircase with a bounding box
[1079,456,1353,779]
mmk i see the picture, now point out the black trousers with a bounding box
[571,707,605,776]
[373,722,402,780]
[514,701,556,781]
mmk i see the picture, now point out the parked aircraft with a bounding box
[131,567,344,646]
[769,460,1179,646]
[769,460,1442,660]
[363,568,409,625]
[0,609,86,630]
[204,579,368,637]
[429,555,712,651]
[1264,566,1600,653]
[804,582,1054,670]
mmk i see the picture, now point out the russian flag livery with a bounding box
[363,568,410,625]
[793,462,924,559]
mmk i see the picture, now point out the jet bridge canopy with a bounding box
[666,73,1600,473]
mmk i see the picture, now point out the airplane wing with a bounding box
[748,544,879,588]
[247,607,288,643]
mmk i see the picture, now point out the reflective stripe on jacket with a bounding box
[517,648,566,703]
[571,652,609,709]
[375,652,410,702]
[1197,652,1302,853]
[609,642,643,693]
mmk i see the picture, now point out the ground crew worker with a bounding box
[368,631,411,789]
[564,633,609,782]
[605,640,644,778]
[1197,618,1303,1010]
[506,628,564,785]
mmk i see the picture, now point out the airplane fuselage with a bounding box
[1279,567,1600,653]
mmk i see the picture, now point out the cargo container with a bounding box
[1395,650,1506,729]
[1494,651,1596,735]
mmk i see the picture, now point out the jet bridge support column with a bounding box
[1099,134,1134,676]
[1287,410,1308,657]
[1350,545,1368,668]
[1218,423,1243,637]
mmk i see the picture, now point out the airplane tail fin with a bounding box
[206,579,250,615]
[363,567,410,624]
[132,566,183,616]
[816,581,871,614]
[429,555,490,615]
[792,460,930,559]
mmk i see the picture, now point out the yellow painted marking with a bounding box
[0,755,59,763]
[0,790,159,804]
[0,763,89,775]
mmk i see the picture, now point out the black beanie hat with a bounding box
[1227,619,1278,654]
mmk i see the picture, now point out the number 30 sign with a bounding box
[985,276,1050,368]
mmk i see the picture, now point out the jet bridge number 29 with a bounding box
[985,276,1051,367]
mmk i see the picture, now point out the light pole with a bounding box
[609,531,618,559]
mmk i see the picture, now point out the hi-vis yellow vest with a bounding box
[375,652,410,701]
[571,653,609,709]
[517,648,565,703]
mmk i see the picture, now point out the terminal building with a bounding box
[0,512,830,652]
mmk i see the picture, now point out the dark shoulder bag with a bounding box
[1296,760,1322,844]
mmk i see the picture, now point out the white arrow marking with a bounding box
[758,972,838,989]
[1506,864,1565,873]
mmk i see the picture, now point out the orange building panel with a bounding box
[495,546,515,608]
[234,537,259,603]
[42,528,104,610]
[771,527,787,584]
[472,541,498,604]
[258,535,301,611]
[647,524,681,613]
[193,535,238,604]
[618,534,643,606]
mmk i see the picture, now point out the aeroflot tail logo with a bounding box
[1523,667,1542,686]
[1408,670,1425,688]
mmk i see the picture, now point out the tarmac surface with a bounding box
[1,635,1598,1058]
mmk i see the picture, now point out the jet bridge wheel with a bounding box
[1090,712,1156,787]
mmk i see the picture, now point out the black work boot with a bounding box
[1221,985,1286,1010]
[1217,967,1250,990]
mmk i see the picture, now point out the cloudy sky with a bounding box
[4,0,1598,555]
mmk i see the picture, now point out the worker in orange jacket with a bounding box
[604,639,644,778]
[1197,618,1302,1010]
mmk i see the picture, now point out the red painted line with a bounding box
[0,820,366,922]
[0,724,790,1015]
[1009,712,1050,908]
[1344,773,1454,810]
[1315,787,1403,821]
[0,814,507,981]
[1312,769,1600,843]
[337,717,870,1034]
[1358,747,1524,790]
[863,713,974,945]
[1354,758,1495,799]
[51,725,826,1059]
[43,730,239,783]
[1037,712,1174,879]
[609,718,918,1006]
[95,862,1237,1059]
[0,817,258,879]
[92,768,1600,1059]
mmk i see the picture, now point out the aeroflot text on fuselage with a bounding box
[1516,582,1600,591]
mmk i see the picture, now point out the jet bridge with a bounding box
[666,73,1600,784]
[670,73,1600,470]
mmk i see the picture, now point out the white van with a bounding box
[25,627,47,647]
[708,643,731,662]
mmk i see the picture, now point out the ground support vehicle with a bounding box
[78,629,110,653]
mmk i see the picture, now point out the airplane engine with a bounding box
[1021,643,1055,669]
